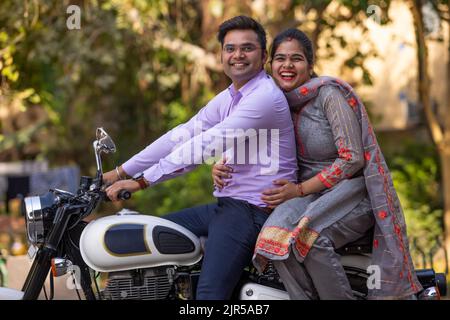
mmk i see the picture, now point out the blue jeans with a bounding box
[164,197,269,300]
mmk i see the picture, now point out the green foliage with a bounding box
[387,141,443,254]
[132,164,215,216]
[0,0,220,214]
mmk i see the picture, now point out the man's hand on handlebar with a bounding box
[105,180,141,202]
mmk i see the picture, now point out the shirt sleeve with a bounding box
[142,91,278,185]
[315,86,365,188]
[121,93,224,180]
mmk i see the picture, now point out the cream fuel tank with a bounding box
[80,209,203,272]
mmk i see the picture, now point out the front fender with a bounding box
[0,287,24,300]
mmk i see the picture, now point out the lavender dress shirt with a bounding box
[122,70,297,207]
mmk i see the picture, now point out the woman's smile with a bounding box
[271,39,311,92]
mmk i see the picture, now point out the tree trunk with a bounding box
[410,0,443,145]
[411,0,449,273]
[310,2,329,55]
[443,17,450,274]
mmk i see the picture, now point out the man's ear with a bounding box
[262,50,268,65]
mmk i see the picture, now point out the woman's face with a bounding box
[271,39,312,92]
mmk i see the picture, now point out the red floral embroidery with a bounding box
[373,239,379,248]
[319,164,345,188]
[318,173,332,188]
[378,211,388,220]
[347,97,357,110]
[300,87,309,96]
[330,166,343,178]
[394,224,401,235]
[364,151,371,161]
[338,139,352,162]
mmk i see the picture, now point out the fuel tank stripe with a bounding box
[103,223,151,256]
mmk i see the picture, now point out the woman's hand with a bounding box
[103,166,128,186]
[105,179,141,201]
[103,170,119,186]
[261,179,299,209]
[212,158,233,190]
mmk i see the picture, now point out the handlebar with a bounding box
[101,189,131,202]
[117,189,131,200]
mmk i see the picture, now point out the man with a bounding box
[104,16,297,299]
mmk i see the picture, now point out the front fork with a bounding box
[21,205,96,300]
[21,245,54,300]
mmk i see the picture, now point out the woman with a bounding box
[212,28,422,299]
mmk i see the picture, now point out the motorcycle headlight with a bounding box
[24,192,57,245]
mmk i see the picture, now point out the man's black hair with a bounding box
[217,15,267,50]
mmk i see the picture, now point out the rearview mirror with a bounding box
[96,127,116,154]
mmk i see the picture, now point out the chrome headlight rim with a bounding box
[24,196,45,245]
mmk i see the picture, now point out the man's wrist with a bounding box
[132,173,150,190]
[115,166,124,180]
[117,165,130,180]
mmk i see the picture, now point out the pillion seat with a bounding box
[335,227,374,255]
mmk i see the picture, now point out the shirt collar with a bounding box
[227,69,268,99]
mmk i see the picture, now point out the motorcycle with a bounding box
[0,128,446,300]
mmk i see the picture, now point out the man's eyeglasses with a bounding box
[223,44,261,54]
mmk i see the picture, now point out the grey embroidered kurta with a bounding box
[252,77,422,299]
[253,84,370,261]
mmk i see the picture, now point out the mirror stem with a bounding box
[93,141,103,181]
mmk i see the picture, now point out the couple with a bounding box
[104,15,422,300]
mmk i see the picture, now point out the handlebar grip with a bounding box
[117,189,131,200]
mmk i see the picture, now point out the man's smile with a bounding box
[230,62,250,69]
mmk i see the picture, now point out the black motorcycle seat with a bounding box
[335,227,374,255]
[200,227,374,256]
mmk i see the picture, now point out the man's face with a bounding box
[221,29,267,90]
